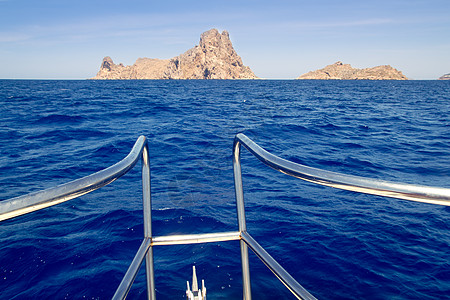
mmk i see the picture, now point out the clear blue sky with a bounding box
[1,0,449,79]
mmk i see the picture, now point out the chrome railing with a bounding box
[0,136,148,222]
[1,134,449,300]
[0,136,156,299]
[232,133,450,300]
[234,133,450,206]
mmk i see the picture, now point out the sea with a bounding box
[0,79,449,299]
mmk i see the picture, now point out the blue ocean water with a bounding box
[0,79,449,299]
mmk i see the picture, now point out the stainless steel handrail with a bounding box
[233,135,317,300]
[0,136,147,222]
[2,134,448,300]
[0,136,156,300]
[232,133,450,300]
[241,232,316,300]
[235,133,450,206]
[113,238,152,299]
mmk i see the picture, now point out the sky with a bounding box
[0,0,449,79]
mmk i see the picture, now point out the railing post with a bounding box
[142,143,156,300]
[233,138,252,300]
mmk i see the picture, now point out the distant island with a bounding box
[438,73,450,80]
[92,29,257,80]
[92,29,413,80]
[297,61,408,80]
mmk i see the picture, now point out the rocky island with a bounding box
[438,73,450,80]
[92,29,257,80]
[297,61,408,80]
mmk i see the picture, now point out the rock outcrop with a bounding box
[297,61,408,80]
[92,29,257,80]
[438,73,450,80]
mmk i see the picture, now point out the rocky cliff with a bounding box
[297,61,408,80]
[438,73,450,80]
[92,29,257,80]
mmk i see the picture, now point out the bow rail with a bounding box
[0,136,147,222]
[1,134,449,300]
[234,133,450,206]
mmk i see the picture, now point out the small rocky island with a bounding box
[297,61,408,80]
[92,29,257,80]
[438,73,450,80]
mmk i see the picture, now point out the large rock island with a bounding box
[92,29,257,80]
[297,61,408,80]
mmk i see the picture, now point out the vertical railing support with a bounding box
[233,138,252,300]
[142,143,156,300]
